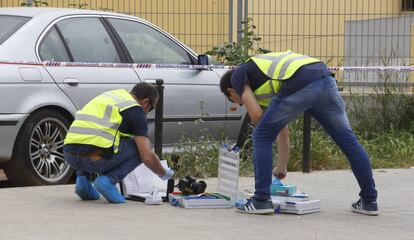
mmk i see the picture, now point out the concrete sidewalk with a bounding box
[0,169,413,240]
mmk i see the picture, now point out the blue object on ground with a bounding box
[272,178,284,186]
[75,175,100,200]
[94,176,126,204]
[270,178,297,196]
[233,199,247,208]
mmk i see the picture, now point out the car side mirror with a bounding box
[198,54,212,65]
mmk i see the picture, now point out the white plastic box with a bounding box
[272,197,321,215]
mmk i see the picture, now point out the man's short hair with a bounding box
[220,69,235,97]
[131,82,159,106]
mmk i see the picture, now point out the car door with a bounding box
[38,16,140,109]
[106,17,228,145]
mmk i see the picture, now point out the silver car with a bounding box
[0,8,245,186]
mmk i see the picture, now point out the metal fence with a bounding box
[243,0,414,92]
[1,0,414,92]
[0,0,233,54]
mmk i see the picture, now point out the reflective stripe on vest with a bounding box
[253,52,291,79]
[251,51,320,80]
[250,51,321,106]
[75,105,120,130]
[254,80,281,107]
[67,126,115,142]
[255,80,278,100]
[64,89,140,153]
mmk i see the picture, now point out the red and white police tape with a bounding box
[1,60,414,72]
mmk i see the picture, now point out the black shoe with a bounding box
[236,198,274,215]
[351,198,379,216]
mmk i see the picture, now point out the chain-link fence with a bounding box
[1,0,414,92]
[0,0,233,54]
[243,0,414,93]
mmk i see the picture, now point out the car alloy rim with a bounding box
[29,117,70,182]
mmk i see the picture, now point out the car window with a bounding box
[108,18,192,64]
[0,15,30,45]
[39,27,71,62]
[56,17,120,63]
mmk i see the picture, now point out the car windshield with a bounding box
[0,15,30,45]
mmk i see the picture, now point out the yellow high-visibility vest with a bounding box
[250,51,321,106]
[64,89,140,153]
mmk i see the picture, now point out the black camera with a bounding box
[177,176,207,195]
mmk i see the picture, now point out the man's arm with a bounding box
[134,136,165,177]
[240,84,289,177]
[273,126,289,179]
[241,85,264,124]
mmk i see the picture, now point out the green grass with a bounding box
[361,131,414,169]
[287,127,414,172]
[281,117,414,172]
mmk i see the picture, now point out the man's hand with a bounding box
[272,166,287,180]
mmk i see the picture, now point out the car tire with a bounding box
[3,109,74,186]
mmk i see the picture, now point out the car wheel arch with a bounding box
[4,105,75,186]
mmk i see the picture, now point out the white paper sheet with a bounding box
[122,160,168,196]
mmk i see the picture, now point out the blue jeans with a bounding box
[252,75,378,202]
[63,138,142,184]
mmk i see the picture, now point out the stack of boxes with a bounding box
[270,179,321,214]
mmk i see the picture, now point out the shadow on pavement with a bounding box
[0,181,11,188]
[0,168,75,188]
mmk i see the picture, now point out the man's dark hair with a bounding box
[220,69,235,97]
[131,82,159,106]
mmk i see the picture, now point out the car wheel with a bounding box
[3,109,73,186]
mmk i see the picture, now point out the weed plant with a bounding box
[168,120,226,178]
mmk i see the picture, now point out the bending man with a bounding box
[220,51,378,215]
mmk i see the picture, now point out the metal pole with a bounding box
[244,0,248,21]
[26,0,33,6]
[302,112,311,173]
[237,0,243,42]
[229,0,233,43]
[154,79,164,159]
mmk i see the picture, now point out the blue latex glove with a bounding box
[159,167,174,181]
[272,178,284,186]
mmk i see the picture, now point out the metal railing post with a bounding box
[237,0,243,42]
[244,0,248,21]
[154,79,164,159]
[229,0,233,43]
